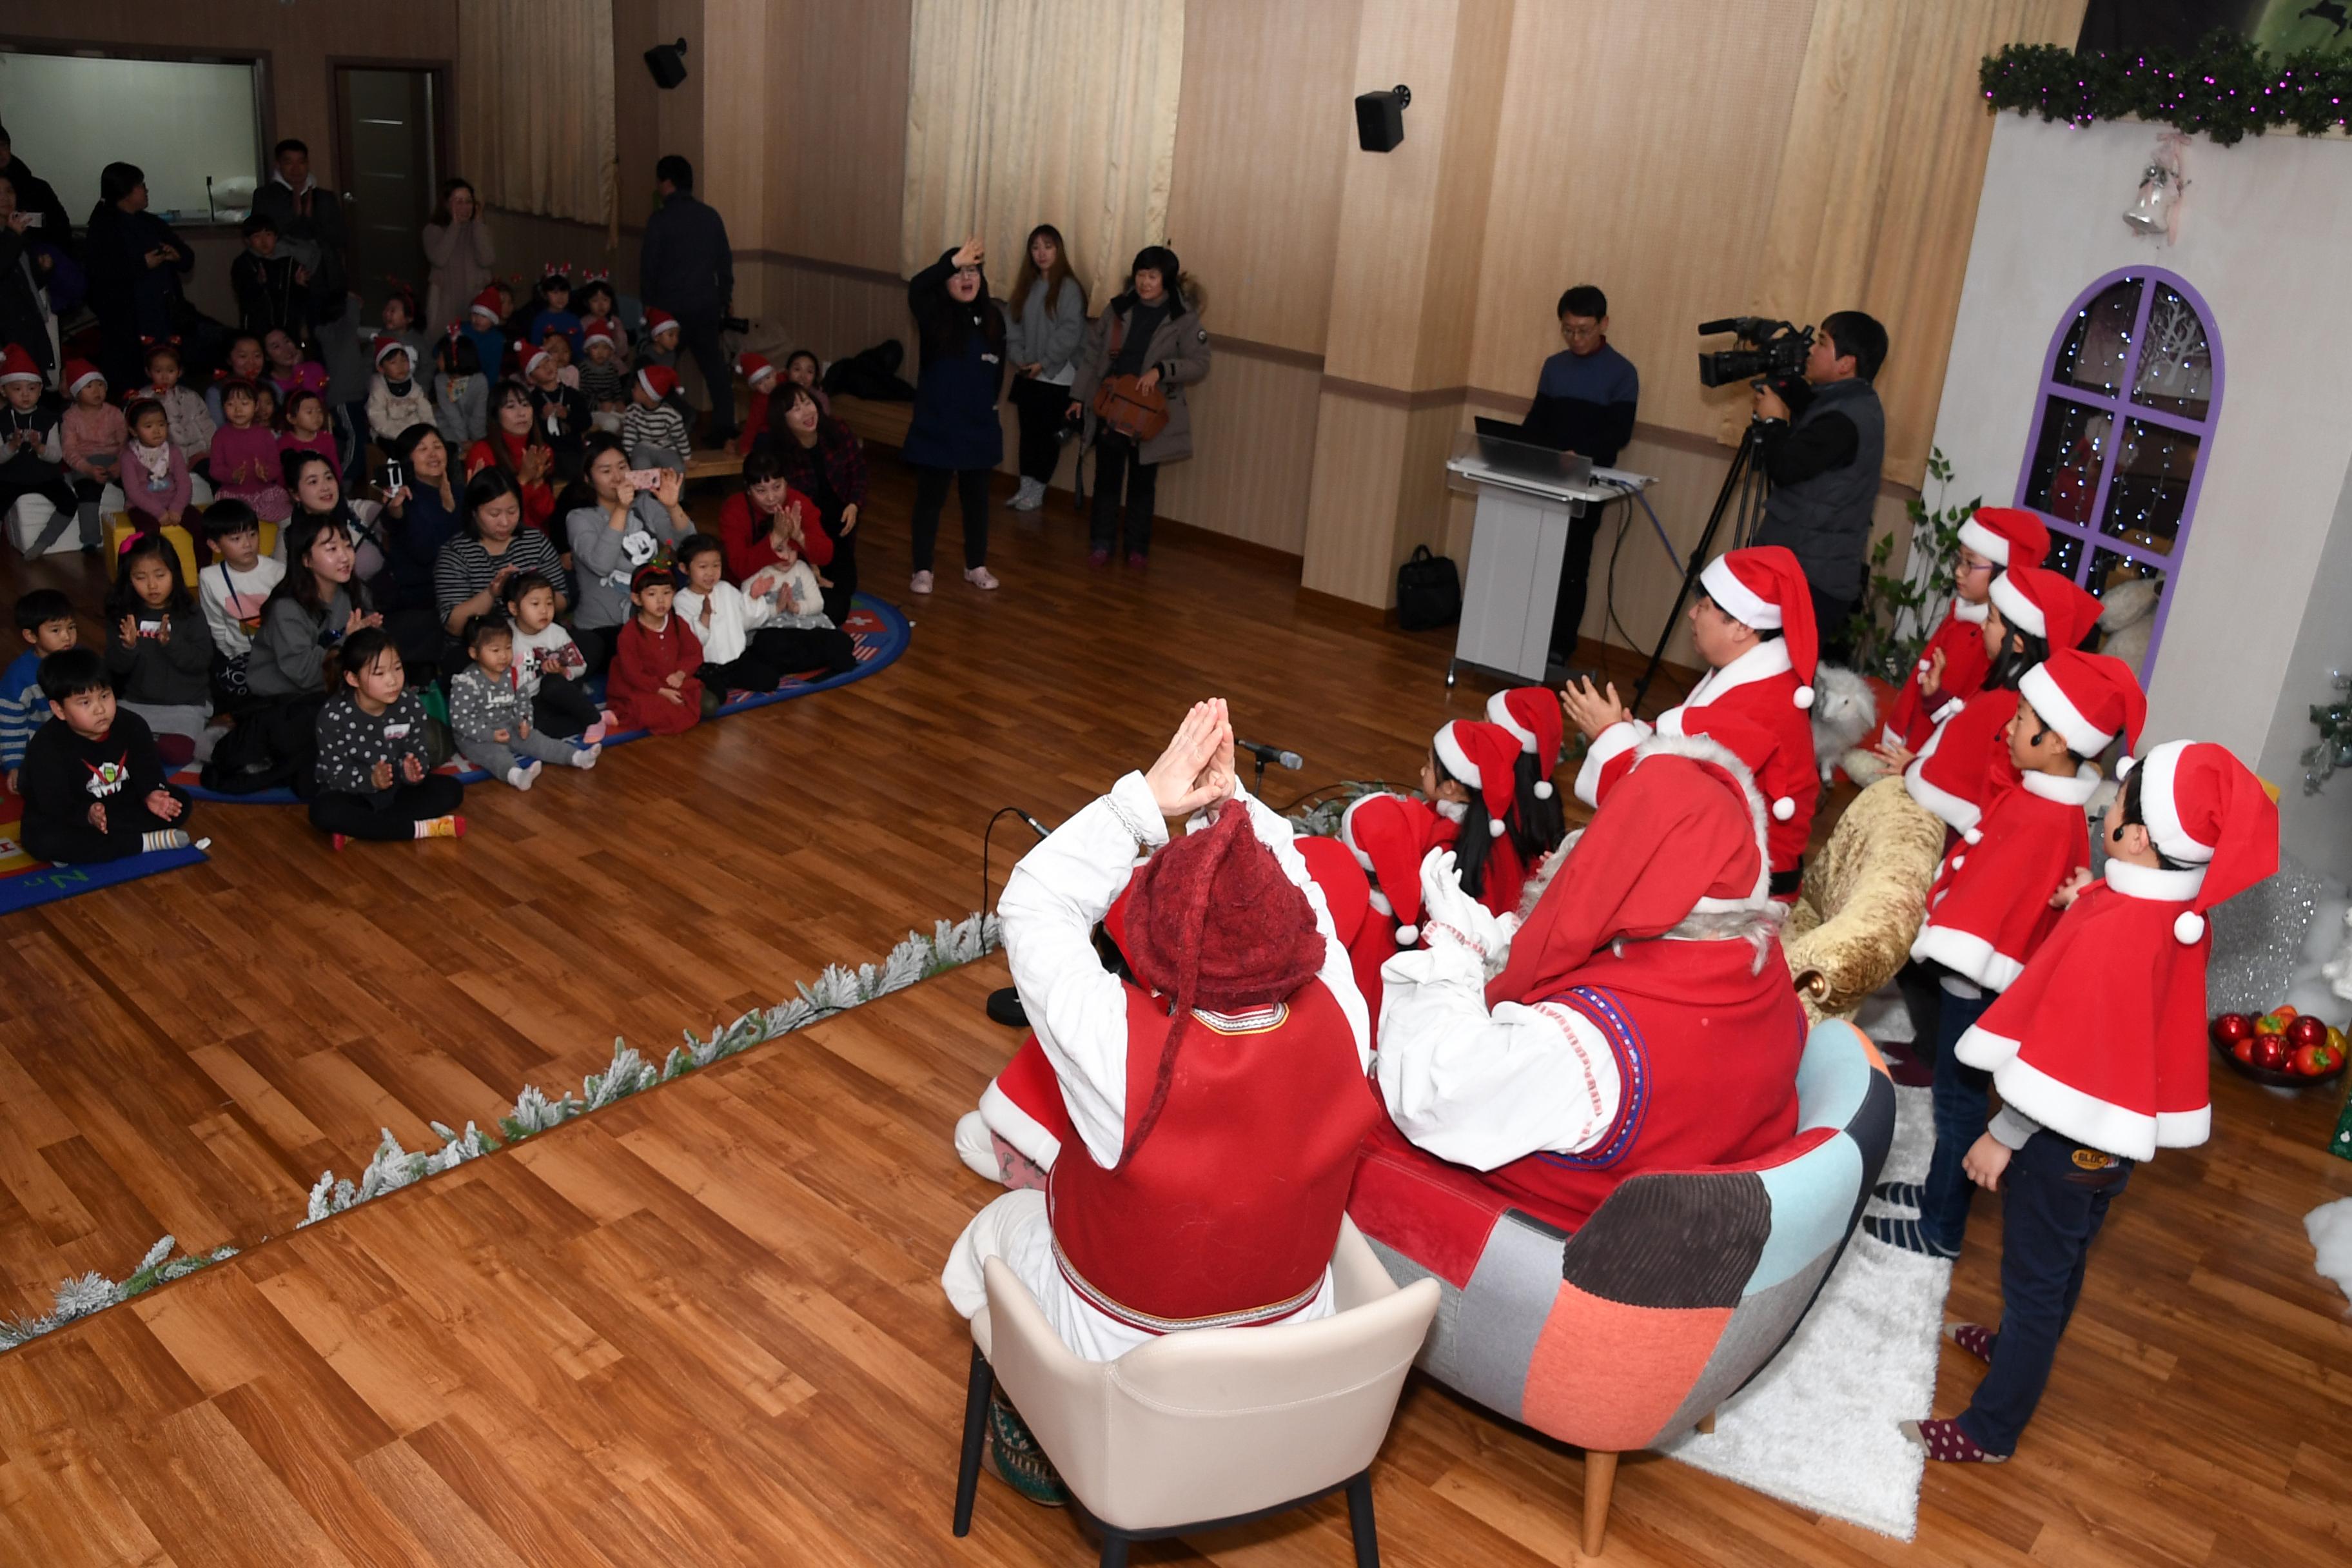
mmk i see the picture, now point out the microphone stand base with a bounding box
[985,986,1028,1029]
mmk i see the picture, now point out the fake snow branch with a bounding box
[1,912,1001,1358]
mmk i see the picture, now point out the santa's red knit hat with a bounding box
[1699,545,1818,709]
[468,288,502,322]
[1295,834,1369,948]
[520,344,554,378]
[1119,804,1326,1157]
[1486,687,1565,800]
[1486,732,1772,1010]
[2120,740,2279,943]
[583,318,617,347]
[0,344,40,385]
[739,351,778,387]
[645,308,680,338]
[1957,507,2050,570]
[372,336,410,368]
[1990,565,2102,651]
[1434,720,1522,838]
[1661,705,1799,823]
[1342,792,1440,943]
[637,365,680,402]
[2019,649,2145,760]
[63,360,104,397]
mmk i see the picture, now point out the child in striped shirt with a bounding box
[623,364,692,473]
[3,589,76,794]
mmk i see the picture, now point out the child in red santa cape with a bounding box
[1562,545,1820,899]
[1885,564,2103,1057]
[1868,649,2144,1261]
[1350,719,1807,1249]
[1423,716,1552,921]
[1486,683,1569,865]
[941,698,1373,1349]
[1904,740,2276,1464]
[1339,790,1445,1027]
[1875,507,2050,756]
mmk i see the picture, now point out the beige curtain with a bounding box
[458,0,617,227]
[1750,0,2086,484]
[901,0,1184,305]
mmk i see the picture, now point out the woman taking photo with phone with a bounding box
[1004,224,1085,513]
[565,431,692,672]
[1068,245,1209,569]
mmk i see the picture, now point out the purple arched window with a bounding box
[2014,268,2220,677]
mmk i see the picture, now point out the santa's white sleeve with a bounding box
[999,770,1168,1170]
[1573,718,1652,808]
[1225,781,1373,1067]
[1374,937,1623,1169]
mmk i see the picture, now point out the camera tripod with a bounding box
[1628,415,1774,715]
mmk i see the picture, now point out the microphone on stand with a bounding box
[1236,739,1304,789]
[985,807,1055,1028]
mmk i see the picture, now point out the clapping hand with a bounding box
[1418,847,1519,968]
[1868,739,1917,774]
[146,788,182,821]
[654,469,684,508]
[370,758,396,792]
[117,614,140,649]
[400,752,426,785]
[1921,647,1948,697]
[1144,699,1237,818]
[87,801,108,832]
[1560,674,1629,741]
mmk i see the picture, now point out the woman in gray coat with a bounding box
[1066,245,1209,565]
[1003,224,1086,512]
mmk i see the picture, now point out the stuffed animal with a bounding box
[1807,663,1880,783]
[2097,573,2160,680]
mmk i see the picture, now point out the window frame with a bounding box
[2012,266,2222,677]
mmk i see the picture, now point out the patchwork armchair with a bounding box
[1782,776,1945,1024]
[1348,1019,1895,1556]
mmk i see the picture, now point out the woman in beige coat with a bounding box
[421,179,496,334]
[1066,245,1209,566]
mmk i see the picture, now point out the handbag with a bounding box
[1088,313,1171,442]
[1395,544,1462,631]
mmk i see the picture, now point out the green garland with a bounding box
[1982,30,2352,145]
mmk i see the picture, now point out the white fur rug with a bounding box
[1658,1078,1945,1540]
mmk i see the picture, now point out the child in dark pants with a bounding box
[1904,740,2276,1464]
[307,627,466,848]
[17,648,197,863]
[1868,650,2142,1260]
[501,572,609,741]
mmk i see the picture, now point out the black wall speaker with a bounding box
[645,37,690,90]
[1355,84,1411,152]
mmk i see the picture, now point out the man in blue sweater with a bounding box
[1525,284,1639,668]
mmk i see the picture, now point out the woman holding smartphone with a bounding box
[83,162,195,396]
[564,431,691,674]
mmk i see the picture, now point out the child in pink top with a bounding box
[55,360,123,552]
[208,379,292,523]
[262,328,329,400]
[277,389,338,469]
[120,398,192,533]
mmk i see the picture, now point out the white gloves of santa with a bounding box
[1416,846,1518,977]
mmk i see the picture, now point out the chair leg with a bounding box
[1098,1533,1130,1567]
[1698,1409,1716,1436]
[952,1344,994,1536]
[1346,1471,1380,1568]
[1580,1450,1618,1558]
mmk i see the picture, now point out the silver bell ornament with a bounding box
[2123,133,2189,243]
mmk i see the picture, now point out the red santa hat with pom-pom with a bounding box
[468,287,502,323]
[738,351,778,388]
[636,364,680,402]
[2121,740,2280,945]
[1698,545,1818,709]
[63,360,106,398]
[1956,506,2051,570]
[0,344,41,386]
[1342,792,1440,944]
[1990,564,2103,652]
[1433,720,1522,838]
[1485,687,1565,799]
[2019,649,2145,761]
[644,308,680,340]
[1658,703,1800,825]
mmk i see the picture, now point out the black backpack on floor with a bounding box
[1395,545,1462,631]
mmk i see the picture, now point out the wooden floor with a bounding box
[0,460,2348,1564]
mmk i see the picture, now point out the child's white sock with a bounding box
[505,760,542,791]
[139,829,193,853]
[573,743,601,769]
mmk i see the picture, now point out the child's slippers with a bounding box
[1942,1322,1997,1363]
[1901,1417,2006,1463]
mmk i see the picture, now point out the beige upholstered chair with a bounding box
[953,1217,1440,1565]
[1781,776,1946,1023]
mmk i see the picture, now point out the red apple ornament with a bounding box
[2289,1014,2330,1050]
[2253,1033,2290,1070]
[2213,1013,2255,1044]
[2232,1036,2258,1064]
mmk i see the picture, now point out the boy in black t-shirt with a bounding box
[18,648,197,863]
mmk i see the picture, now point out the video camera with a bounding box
[1697,317,1814,390]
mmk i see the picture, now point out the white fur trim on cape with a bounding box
[1485,690,1539,750]
[1908,924,2026,994]
[1629,730,1774,907]
[1682,636,1794,707]
[1338,794,1386,872]
[2017,762,2102,807]
[1434,721,1482,789]
[2137,740,2211,864]
[1701,555,1780,629]
[2018,665,2117,760]
[978,1077,1064,1171]
[1952,597,1990,624]
[2102,859,2206,902]
[1957,515,2013,565]
[1434,799,1467,823]
[1904,756,1983,836]
[1952,1027,2206,1159]
[1988,570,2046,640]
[1573,719,1645,808]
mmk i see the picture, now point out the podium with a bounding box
[1443,433,1654,685]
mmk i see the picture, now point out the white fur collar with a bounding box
[1433,799,1467,823]
[2019,763,2101,805]
[2104,859,2206,902]
[1952,598,1990,624]
[1685,636,1794,707]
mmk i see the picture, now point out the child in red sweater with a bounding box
[605,561,703,734]
[1905,739,2275,1464]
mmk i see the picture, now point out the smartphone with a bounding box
[20,213,40,229]
[380,458,408,494]
[626,468,669,490]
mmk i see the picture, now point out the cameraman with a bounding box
[1751,311,1886,660]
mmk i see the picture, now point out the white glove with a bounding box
[1416,846,1518,972]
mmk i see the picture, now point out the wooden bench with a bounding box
[828,394,914,452]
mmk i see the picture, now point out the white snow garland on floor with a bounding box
[0,913,1001,1355]
[1660,1082,1946,1540]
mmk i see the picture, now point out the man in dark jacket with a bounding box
[1752,310,1888,662]
[0,126,75,248]
[638,155,736,447]
[250,139,348,324]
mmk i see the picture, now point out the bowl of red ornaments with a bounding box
[2211,1007,2348,1088]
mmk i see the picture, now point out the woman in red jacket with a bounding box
[463,379,558,537]
[716,446,828,583]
